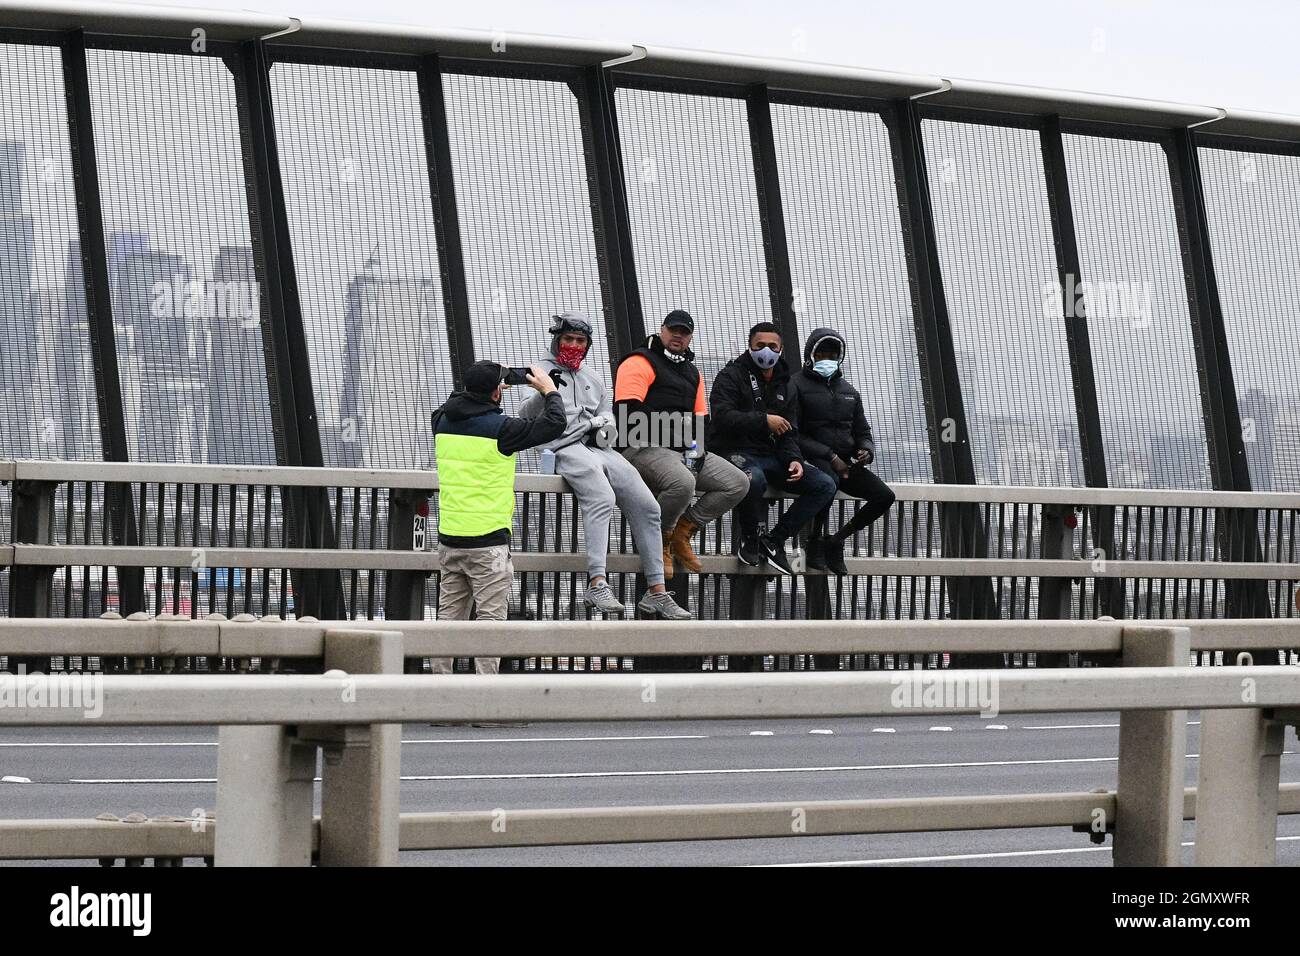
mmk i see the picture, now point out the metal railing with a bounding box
[3,459,1298,634]
[2,620,1299,866]
[0,1,1297,532]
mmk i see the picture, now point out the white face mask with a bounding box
[749,346,780,369]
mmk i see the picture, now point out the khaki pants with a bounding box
[433,543,512,675]
[622,446,749,532]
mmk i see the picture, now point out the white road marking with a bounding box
[871,728,896,734]
[0,742,218,748]
[1,775,32,783]
[984,725,1009,731]
[929,727,953,732]
[402,734,709,745]
[749,731,774,736]
[0,734,708,749]
[809,730,834,735]
[69,749,1300,785]
[1023,723,1118,730]
[758,835,1300,867]
[757,846,1112,866]
[1024,721,1201,730]
[327,754,1130,783]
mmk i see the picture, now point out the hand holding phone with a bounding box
[524,364,556,395]
[502,366,531,387]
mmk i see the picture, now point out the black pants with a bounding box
[811,464,896,540]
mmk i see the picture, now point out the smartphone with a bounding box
[502,367,531,386]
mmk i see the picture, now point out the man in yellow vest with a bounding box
[431,360,565,674]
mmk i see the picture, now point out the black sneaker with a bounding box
[805,536,828,572]
[823,538,850,575]
[737,534,761,567]
[759,534,794,575]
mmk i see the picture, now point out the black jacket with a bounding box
[431,390,566,457]
[706,351,803,466]
[789,327,875,473]
[430,390,566,548]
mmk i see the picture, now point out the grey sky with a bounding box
[126,0,1300,116]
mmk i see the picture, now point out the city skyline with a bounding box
[2,52,1298,491]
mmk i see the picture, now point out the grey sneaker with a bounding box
[583,581,626,614]
[637,590,693,620]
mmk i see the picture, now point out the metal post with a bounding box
[232,40,343,619]
[383,490,431,622]
[61,30,144,615]
[885,100,997,624]
[9,480,57,617]
[314,629,402,867]
[744,87,830,621]
[574,67,644,366]
[416,54,476,388]
[1036,503,1075,660]
[1114,625,1190,866]
[214,724,316,866]
[727,511,768,670]
[745,84,800,349]
[1038,118,1123,618]
[1194,707,1285,866]
[1164,129,1268,617]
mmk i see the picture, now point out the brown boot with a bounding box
[669,517,703,573]
[662,532,675,580]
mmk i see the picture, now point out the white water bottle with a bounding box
[540,448,556,475]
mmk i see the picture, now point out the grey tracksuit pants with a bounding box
[556,442,666,586]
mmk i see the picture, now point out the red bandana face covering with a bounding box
[557,344,586,370]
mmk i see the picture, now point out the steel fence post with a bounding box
[9,480,57,617]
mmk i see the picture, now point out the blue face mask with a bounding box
[813,359,840,379]
[749,346,780,370]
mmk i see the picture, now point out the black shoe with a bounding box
[759,534,794,575]
[805,536,828,572]
[737,534,761,567]
[823,537,850,575]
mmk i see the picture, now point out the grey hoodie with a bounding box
[519,354,613,453]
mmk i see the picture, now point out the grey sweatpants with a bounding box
[557,442,665,586]
[622,446,750,532]
[432,543,512,675]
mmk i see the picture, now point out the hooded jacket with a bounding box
[789,327,875,473]
[706,349,803,466]
[431,389,565,547]
[518,352,613,453]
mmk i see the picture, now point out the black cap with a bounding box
[463,360,504,395]
[663,309,694,332]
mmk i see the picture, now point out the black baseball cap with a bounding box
[463,360,504,395]
[663,309,695,332]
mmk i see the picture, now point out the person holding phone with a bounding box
[789,327,896,575]
[430,359,566,674]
